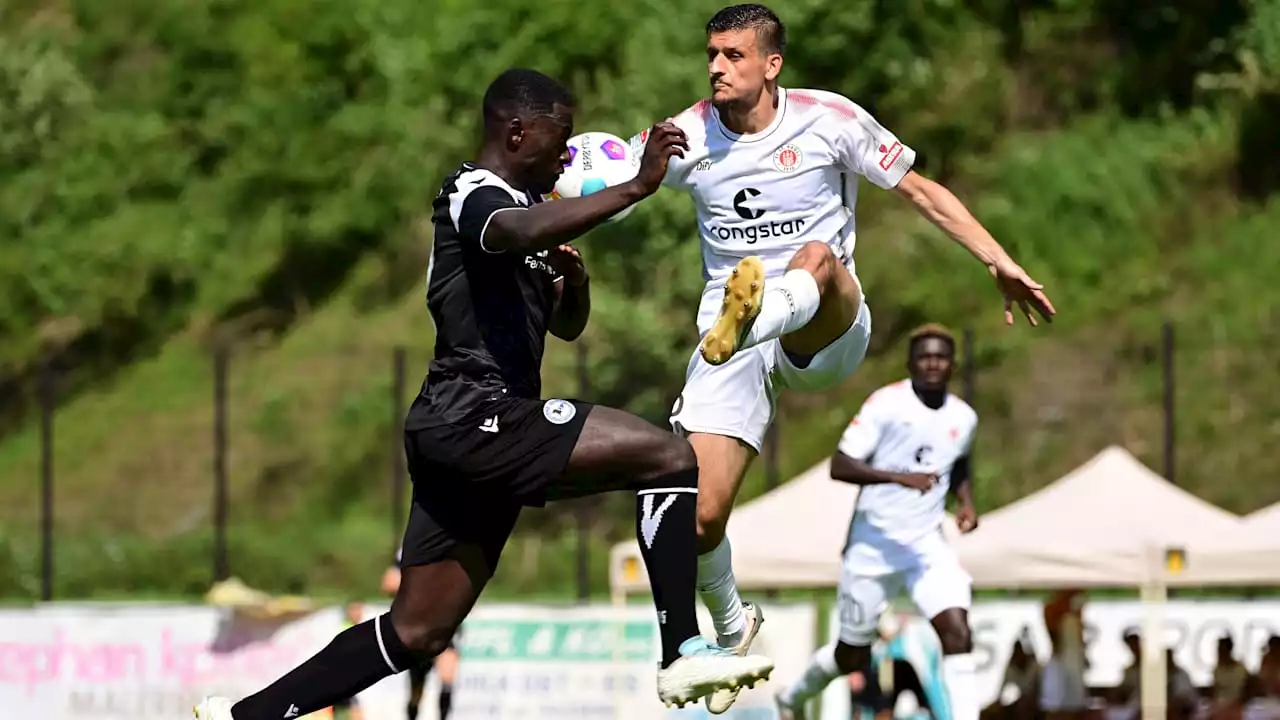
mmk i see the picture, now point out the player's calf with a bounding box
[932,608,980,720]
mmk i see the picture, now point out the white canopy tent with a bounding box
[948,445,1275,587]
[610,445,1280,594]
[1245,501,1280,527]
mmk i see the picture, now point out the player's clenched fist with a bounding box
[633,121,689,195]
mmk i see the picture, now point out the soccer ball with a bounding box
[550,131,640,222]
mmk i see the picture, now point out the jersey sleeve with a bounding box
[956,408,979,457]
[626,102,706,192]
[835,391,890,461]
[830,97,917,190]
[449,176,524,253]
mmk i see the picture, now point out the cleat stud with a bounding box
[750,281,759,289]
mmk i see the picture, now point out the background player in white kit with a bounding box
[628,4,1056,714]
[774,324,982,720]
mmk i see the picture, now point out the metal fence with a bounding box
[7,320,1278,601]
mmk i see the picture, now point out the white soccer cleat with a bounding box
[192,696,234,720]
[705,601,767,714]
[775,692,807,720]
[700,256,765,366]
[657,636,774,709]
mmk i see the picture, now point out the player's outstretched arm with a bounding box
[483,122,689,254]
[830,451,934,492]
[893,170,1056,326]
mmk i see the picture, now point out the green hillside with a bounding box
[1,0,1278,600]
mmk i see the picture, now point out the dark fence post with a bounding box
[392,346,407,542]
[213,346,230,583]
[575,342,591,603]
[39,353,54,602]
[1162,322,1176,484]
[962,328,976,406]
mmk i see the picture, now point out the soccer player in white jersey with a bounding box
[626,4,1055,714]
[774,324,982,720]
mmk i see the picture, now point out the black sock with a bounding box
[231,614,418,719]
[438,685,453,718]
[406,702,419,720]
[636,466,702,667]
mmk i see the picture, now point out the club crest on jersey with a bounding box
[543,399,577,425]
[773,143,803,173]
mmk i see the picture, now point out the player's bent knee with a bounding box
[389,617,458,660]
[649,436,698,479]
[833,642,872,675]
[694,507,728,552]
[789,240,838,281]
[935,621,972,655]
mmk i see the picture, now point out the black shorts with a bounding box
[399,396,592,573]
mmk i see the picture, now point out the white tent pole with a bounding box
[1139,546,1168,720]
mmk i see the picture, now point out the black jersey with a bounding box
[409,163,562,426]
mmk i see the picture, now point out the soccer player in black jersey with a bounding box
[195,69,773,720]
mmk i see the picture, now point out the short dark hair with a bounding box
[908,323,955,356]
[706,4,786,56]
[482,68,575,131]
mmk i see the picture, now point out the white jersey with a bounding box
[837,379,977,555]
[629,88,915,334]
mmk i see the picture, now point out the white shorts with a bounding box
[669,299,872,452]
[837,539,972,645]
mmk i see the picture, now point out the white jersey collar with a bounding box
[714,87,788,143]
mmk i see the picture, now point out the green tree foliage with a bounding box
[1,0,1276,597]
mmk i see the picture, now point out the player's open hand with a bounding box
[955,504,979,534]
[633,121,688,195]
[991,259,1055,326]
[898,472,936,493]
[549,244,587,287]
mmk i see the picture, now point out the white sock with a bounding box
[741,269,821,349]
[942,653,979,720]
[780,643,840,707]
[696,538,746,646]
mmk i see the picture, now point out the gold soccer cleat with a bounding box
[700,256,765,365]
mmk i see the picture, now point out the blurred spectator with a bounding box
[1042,590,1090,720]
[382,548,457,720]
[982,633,1041,720]
[1166,649,1198,720]
[1115,629,1143,710]
[1210,635,1249,717]
[1112,631,1196,720]
[1241,636,1280,719]
[1260,636,1279,689]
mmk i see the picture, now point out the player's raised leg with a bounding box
[701,241,860,366]
[548,404,775,706]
